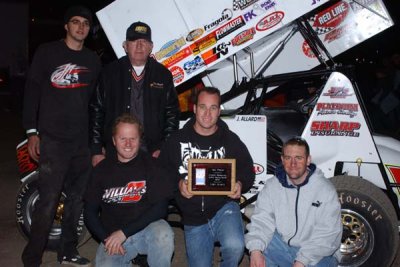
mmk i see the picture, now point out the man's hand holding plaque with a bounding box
[187,158,236,195]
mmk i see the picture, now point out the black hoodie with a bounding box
[159,117,255,225]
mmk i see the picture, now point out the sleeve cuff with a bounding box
[26,129,38,137]
[245,239,266,253]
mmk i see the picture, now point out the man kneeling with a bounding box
[245,137,342,267]
[84,114,174,267]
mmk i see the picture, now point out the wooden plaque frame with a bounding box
[187,158,236,195]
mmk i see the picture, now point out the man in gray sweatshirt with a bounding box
[245,137,342,267]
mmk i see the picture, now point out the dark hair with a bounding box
[112,113,143,137]
[194,87,221,106]
[283,136,310,156]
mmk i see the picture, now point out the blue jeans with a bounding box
[184,201,245,267]
[95,219,174,267]
[264,232,338,267]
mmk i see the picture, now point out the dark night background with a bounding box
[0,0,400,130]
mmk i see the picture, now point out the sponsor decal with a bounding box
[186,28,205,42]
[233,0,259,11]
[161,47,192,69]
[204,8,233,32]
[323,87,353,98]
[190,33,217,55]
[16,142,38,176]
[102,181,146,203]
[244,9,258,22]
[316,103,358,118]
[256,11,284,31]
[170,65,185,84]
[253,163,264,175]
[302,41,316,58]
[51,63,89,89]
[231,27,256,46]
[235,115,266,122]
[201,42,231,65]
[308,1,349,35]
[155,37,186,61]
[386,165,400,186]
[183,56,206,75]
[243,1,276,22]
[310,121,361,137]
[215,16,246,40]
[260,0,276,11]
[324,24,351,43]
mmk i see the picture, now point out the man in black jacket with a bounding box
[159,87,255,267]
[90,21,180,166]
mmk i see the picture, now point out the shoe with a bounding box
[60,254,91,266]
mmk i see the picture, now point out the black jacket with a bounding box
[89,56,180,154]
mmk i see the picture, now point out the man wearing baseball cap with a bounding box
[22,5,100,267]
[89,21,180,166]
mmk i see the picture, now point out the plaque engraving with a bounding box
[188,158,236,195]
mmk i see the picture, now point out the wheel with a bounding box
[331,175,399,267]
[15,172,89,251]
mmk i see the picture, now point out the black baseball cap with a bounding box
[64,6,93,26]
[126,21,152,42]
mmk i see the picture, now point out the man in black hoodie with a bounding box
[159,87,255,267]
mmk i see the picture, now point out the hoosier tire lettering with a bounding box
[331,175,399,267]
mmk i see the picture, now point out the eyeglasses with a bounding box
[69,19,90,27]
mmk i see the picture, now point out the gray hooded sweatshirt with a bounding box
[245,163,342,266]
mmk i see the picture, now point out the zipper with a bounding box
[288,186,300,247]
[201,196,204,212]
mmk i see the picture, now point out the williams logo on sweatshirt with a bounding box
[102,181,146,203]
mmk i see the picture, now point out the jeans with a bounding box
[21,136,91,266]
[184,201,245,267]
[95,219,174,267]
[264,232,338,267]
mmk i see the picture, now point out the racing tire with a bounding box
[331,175,399,267]
[15,172,89,251]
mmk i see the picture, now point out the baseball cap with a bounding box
[64,5,93,26]
[126,22,152,42]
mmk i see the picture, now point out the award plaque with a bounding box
[187,158,236,195]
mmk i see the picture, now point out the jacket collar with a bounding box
[275,163,316,188]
